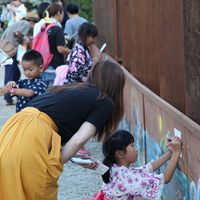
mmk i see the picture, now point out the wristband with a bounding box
[9,88,16,94]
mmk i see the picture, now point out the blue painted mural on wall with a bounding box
[119,86,200,199]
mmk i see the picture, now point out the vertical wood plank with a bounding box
[129,0,160,95]
[158,0,186,114]
[182,0,200,124]
[92,0,105,49]
[93,0,115,58]
[120,0,131,72]
[113,0,118,61]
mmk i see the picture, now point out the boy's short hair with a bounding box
[66,3,79,14]
[22,49,43,67]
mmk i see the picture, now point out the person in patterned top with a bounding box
[0,49,46,112]
[66,22,101,84]
[85,130,182,200]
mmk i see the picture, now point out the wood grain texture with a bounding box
[183,0,200,124]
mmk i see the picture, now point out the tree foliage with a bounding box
[64,0,93,22]
[24,0,93,23]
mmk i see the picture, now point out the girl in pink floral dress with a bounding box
[85,130,182,200]
[65,22,101,84]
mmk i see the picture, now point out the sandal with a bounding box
[6,100,16,106]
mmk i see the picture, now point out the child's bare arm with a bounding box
[151,151,172,171]
[0,87,36,97]
[11,89,36,97]
[57,46,71,55]
[0,86,10,96]
[162,136,181,183]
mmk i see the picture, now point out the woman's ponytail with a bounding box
[43,3,63,18]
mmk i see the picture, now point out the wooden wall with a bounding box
[91,41,200,198]
[182,0,200,125]
[120,66,200,199]
[93,0,200,125]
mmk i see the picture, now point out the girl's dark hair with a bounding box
[102,130,134,183]
[78,22,98,50]
[48,60,125,142]
[44,3,63,18]
[38,2,50,19]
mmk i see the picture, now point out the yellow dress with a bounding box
[0,107,63,200]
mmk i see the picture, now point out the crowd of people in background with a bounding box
[0,9,4,32]
[0,1,90,104]
[0,0,96,155]
[0,1,183,200]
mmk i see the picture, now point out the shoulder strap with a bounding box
[46,23,59,30]
[41,23,59,32]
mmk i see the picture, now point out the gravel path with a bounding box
[0,64,103,200]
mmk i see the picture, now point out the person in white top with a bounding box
[14,0,27,21]
[33,2,50,38]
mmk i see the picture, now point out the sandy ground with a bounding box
[0,64,103,200]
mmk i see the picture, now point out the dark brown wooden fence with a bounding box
[93,0,200,125]
[120,66,200,200]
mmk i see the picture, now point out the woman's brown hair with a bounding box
[43,3,63,18]
[49,60,125,142]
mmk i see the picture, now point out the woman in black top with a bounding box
[46,3,71,68]
[40,3,71,85]
[52,0,69,29]
[0,60,126,199]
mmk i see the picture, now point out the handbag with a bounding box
[0,39,17,58]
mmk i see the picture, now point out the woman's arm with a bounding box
[14,32,29,44]
[57,46,71,56]
[60,122,96,164]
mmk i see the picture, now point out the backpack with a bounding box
[32,23,58,70]
[0,39,17,58]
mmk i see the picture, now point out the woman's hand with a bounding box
[23,36,30,45]
[71,156,98,170]
[77,161,98,170]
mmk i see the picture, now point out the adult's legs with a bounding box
[4,55,21,102]
[41,66,56,86]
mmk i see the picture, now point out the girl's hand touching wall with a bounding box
[167,136,182,154]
